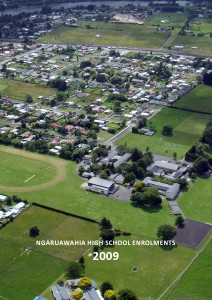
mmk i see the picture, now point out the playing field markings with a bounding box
[24,175,36,183]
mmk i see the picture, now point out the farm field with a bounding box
[116,108,210,159]
[173,84,212,114]
[0,78,55,101]
[0,205,99,300]
[168,239,212,300]
[39,21,169,48]
[178,178,212,224]
[170,35,212,56]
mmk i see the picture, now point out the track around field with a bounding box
[0,146,68,192]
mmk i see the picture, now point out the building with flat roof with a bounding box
[51,285,70,300]
[154,161,180,172]
[143,177,180,200]
[87,177,118,195]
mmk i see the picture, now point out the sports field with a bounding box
[178,178,212,224]
[39,21,169,48]
[0,78,55,101]
[0,146,67,192]
[174,84,212,114]
[0,205,99,300]
[84,236,194,300]
[167,239,212,300]
[116,108,211,159]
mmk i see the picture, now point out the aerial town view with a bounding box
[0,0,211,299]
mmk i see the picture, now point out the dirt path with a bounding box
[0,146,68,192]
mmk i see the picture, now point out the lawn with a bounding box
[84,236,194,300]
[116,108,210,159]
[0,78,55,101]
[173,84,212,114]
[167,239,212,300]
[0,150,57,187]
[39,21,169,49]
[178,177,212,224]
[0,205,99,300]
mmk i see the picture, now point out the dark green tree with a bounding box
[157,224,176,241]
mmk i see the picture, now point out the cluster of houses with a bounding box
[51,279,104,300]
[0,195,26,221]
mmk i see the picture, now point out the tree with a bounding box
[6,196,12,206]
[25,94,33,103]
[157,224,176,241]
[194,157,210,175]
[175,216,184,227]
[65,261,83,279]
[77,277,92,290]
[162,124,173,136]
[29,226,40,237]
[104,290,116,300]
[79,255,85,265]
[101,282,114,296]
[203,70,212,86]
[118,289,138,300]
[96,74,106,83]
[100,229,115,243]
[177,178,188,190]
[202,127,212,146]
[131,148,143,161]
[71,289,83,300]
[100,218,112,229]
[124,172,136,184]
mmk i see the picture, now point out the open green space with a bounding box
[0,150,57,187]
[116,108,210,159]
[84,236,194,300]
[168,239,212,300]
[170,35,212,56]
[173,84,212,114]
[39,21,169,48]
[0,78,55,101]
[0,205,99,299]
[178,178,212,224]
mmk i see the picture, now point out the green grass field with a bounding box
[116,108,211,159]
[0,205,99,300]
[178,178,212,224]
[0,150,57,187]
[170,35,212,56]
[174,84,212,114]
[168,239,212,300]
[84,236,194,300]
[0,78,55,101]
[39,21,169,48]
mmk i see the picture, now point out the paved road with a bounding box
[105,125,132,145]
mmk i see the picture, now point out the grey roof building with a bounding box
[154,161,180,172]
[51,285,70,300]
[143,177,180,200]
[113,153,131,168]
[169,201,182,215]
[87,177,118,195]
[100,149,118,163]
